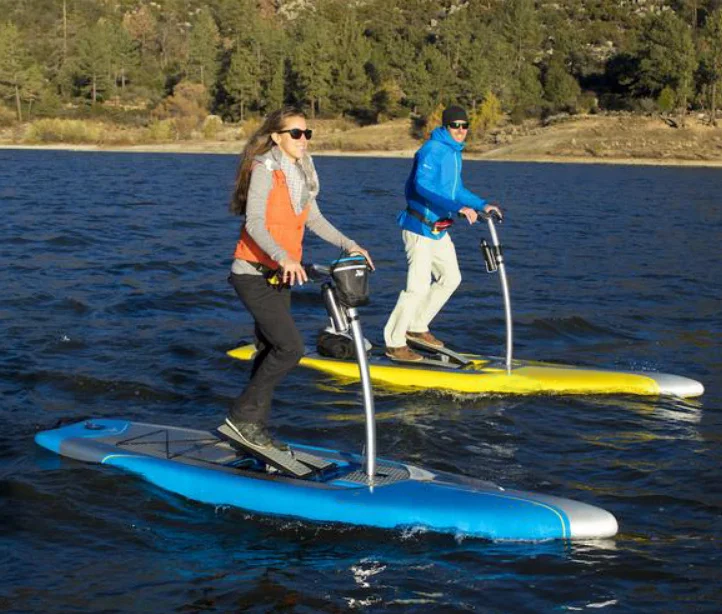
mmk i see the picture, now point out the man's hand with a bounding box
[484,202,503,219]
[459,206,479,224]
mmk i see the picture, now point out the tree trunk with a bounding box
[63,0,68,62]
[92,74,97,104]
[240,99,245,122]
[712,82,718,127]
[15,84,22,122]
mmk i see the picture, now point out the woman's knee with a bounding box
[277,332,305,364]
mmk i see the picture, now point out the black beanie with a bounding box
[442,105,468,125]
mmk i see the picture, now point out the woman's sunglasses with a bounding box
[447,122,469,130]
[277,128,313,140]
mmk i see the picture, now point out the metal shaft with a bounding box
[321,283,348,332]
[486,218,514,373]
[347,307,376,480]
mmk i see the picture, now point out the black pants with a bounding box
[229,273,304,425]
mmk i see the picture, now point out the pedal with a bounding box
[406,338,472,366]
[405,336,443,353]
[292,449,336,472]
[217,425,312,478]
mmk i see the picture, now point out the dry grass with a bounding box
[5,113,722,166]
[475,114,722,163]
[311,118,419,152]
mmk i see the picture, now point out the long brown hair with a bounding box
[230,106,307,215]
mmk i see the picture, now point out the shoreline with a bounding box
[3,142,722,168]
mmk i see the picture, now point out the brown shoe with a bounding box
[406,331,444,349]
[385,345,423,362]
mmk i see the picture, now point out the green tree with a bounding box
[225,43,259,121]
[404,45,454,116]
[187,9,219,89]
[0,21,44,120]
[371,79,405,120]
[511,62,544,117]
[74,20,113,104]
[636,12,697,115]
[330,13,372,116]
[657,85,676,113]
[256,25,288,113]
[544,54,582,112]
[700,9,722,124]
[109,22,139,93]
[293,17,334,117]
[265,56,285,111]
[501,0,542,78]
[437,6,495,109]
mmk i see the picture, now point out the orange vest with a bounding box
[234,168,309,269]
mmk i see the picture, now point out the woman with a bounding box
[227,106,372,451]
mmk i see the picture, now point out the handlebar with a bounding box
[455,209,503,224]
[480,209,503,223]
[304,263,331,282]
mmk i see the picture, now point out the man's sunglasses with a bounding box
[277,128,313,140]
[447,121,469,130]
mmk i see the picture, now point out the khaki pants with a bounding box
[384,230,461,348]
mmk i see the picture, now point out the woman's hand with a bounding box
[279,258,308,286]
[349,246,375,270]
[459,206,479,224]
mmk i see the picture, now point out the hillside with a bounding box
[3,114,722,167]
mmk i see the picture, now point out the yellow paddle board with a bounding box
[227,344,704,398]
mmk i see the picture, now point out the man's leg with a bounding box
[384,231,434,349]
[410,233,461,333]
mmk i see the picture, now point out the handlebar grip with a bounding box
[480,209,503,223]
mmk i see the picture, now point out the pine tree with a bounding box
[501,0,542,78]
[0,22,30,120]
[265,56,285,111]
[187,9,220,89]
[544,54,582,112]
[636,12,697,115]
[74,20,113,104]
[330,13,372,116]
[293,17,334,117]
[225,43,259,121]
[701,9,722,124]
[109,22,139,94]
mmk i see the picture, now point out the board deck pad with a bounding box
[217,424,325,478]
[386,353,463,369]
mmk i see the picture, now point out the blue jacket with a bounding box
[399,127,487,239]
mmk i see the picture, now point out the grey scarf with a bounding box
[272,147,319,214]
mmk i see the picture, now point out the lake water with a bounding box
[1,149,721,612]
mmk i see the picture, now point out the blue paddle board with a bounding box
[35,419,618,541]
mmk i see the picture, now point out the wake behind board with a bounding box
[227,343,704,397]
[35,419,618,541]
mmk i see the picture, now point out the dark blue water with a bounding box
[2,149,721,612]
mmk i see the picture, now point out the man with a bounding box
[384,105,502,361]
